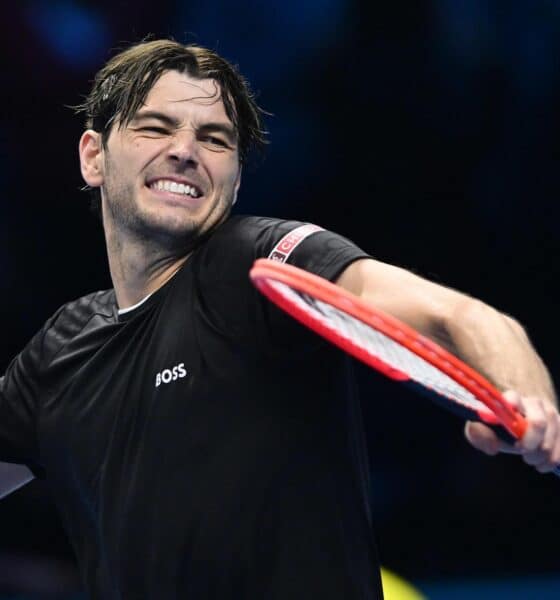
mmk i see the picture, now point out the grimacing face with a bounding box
[79,70,242,250]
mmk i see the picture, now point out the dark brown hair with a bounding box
[75,39,268,212]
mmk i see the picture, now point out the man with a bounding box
[0,39,557,599]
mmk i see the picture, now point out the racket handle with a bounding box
[492,425,560,477]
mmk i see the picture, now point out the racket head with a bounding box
[250,258,527,440]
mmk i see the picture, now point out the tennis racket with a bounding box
[250,258,559,475]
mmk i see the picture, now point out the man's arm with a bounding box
[336,258,559,473]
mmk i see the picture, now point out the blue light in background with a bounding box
[172,0,348,82]
[25,0,110,70]
[435,0,560,96]
[434,0,491,66]
[418,575,560,599]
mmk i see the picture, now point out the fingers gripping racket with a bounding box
[250,258,559,475]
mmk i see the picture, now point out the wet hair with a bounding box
[74,38,268,214]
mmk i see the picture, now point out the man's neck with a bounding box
[104,226,190,311]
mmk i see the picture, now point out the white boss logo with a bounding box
[155,363,187,387]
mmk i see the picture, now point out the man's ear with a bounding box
[79,130,105,188]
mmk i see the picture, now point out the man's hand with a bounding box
[465,390,560,474]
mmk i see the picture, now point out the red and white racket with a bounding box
[250,258,559,474]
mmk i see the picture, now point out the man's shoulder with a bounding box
[12,290,116,377]
[214,214,302,237]
[55,289,115,324]
[208,214,370,283]
[206,214,314,251]
[39,289,116,358]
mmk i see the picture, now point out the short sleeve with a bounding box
[264,222,371,281]
[192,216,371,353]
[0,308,63,472]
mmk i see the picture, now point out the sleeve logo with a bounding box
[267,224,323,263]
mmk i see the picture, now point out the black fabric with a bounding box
[0,215,383,599]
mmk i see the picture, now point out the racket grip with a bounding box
[492,425,560,478]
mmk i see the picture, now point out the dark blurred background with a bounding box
[1,1,559,598]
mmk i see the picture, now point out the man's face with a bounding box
[95,70,241,248]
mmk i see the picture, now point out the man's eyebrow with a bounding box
[130,110,180,127]
[129,111,237,144]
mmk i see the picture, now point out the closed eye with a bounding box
[139,126,169,134]
[201,135,229,147]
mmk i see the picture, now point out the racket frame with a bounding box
[250,258,527,439]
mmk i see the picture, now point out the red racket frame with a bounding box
[250,258,527,440]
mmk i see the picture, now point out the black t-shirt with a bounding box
[0,216,382,599]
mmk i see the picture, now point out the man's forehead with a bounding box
[144,70,225,109]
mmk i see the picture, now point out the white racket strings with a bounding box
[270,280,489,413]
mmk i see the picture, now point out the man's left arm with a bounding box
[336,258,559,474]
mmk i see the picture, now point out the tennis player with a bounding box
[0,39,557,599]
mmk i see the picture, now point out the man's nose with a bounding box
[166,131,199,166]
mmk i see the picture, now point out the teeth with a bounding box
[151,179,200,198]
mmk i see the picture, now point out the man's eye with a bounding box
[140,126,169,134]
[202,135,228,147]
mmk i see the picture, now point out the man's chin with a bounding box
[119,211,196,246]
[108,197,230,249]
[145,220,201,243]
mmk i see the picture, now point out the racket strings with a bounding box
[277,284,489,413]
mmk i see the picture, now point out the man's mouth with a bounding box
[147,178,203,199]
